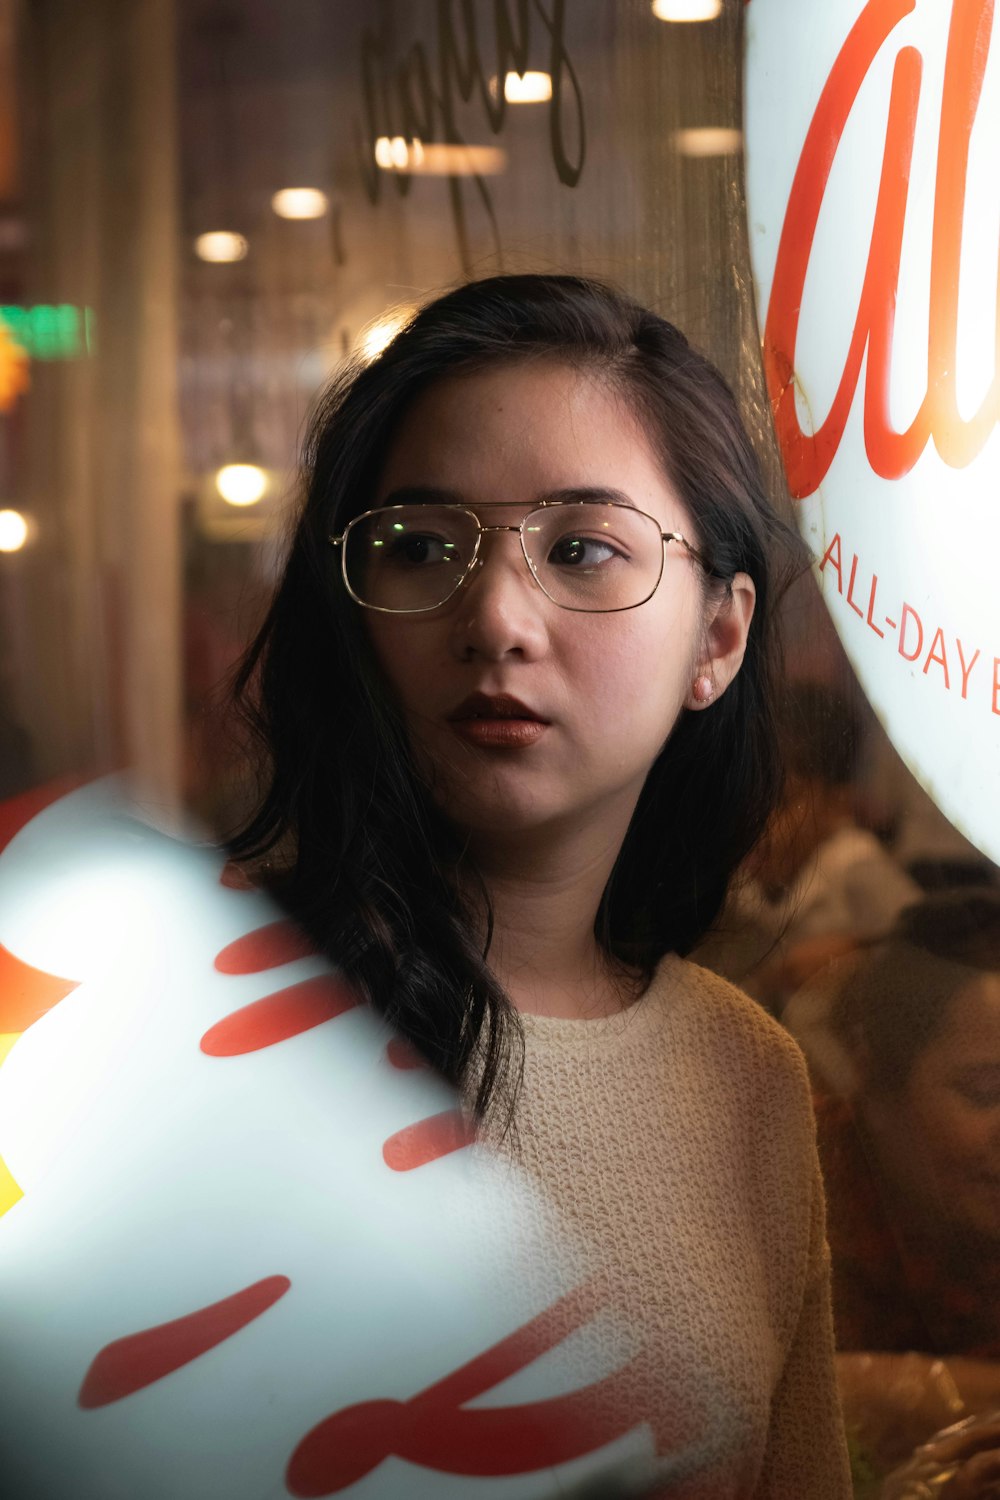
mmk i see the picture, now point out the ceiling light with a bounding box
[373,137,506,177]
[271,188,329,220]
[501,70,552,103]
[195,232,248,264]
[674,126,743,157]
[0,509,29,552]
[652,0,722,20]
[374,136,412,171]
[215,464,268,507]
[410,143,506,175]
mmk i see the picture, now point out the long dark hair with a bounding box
[228,274,803,1128]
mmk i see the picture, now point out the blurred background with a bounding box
[0,1,997,1491]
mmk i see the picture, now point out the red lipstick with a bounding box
[447,693,549,749]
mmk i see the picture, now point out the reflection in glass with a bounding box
[270,187,328,219]
[194,231,248,263]
[788,894,1000,1478]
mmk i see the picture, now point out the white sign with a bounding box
[745,0,1000,864]
[0,781,654,1499]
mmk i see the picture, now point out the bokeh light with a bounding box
[674,127,743,156]
[271,188,329,220]
[214,464,268,507]
[501,71,552,103]
[652,0,722,20]
[195,232,249,264]
[374,136,412,171]
[0,509,29,552]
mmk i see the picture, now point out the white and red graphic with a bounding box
[745,0,1000,863]
[0,779,659,1499]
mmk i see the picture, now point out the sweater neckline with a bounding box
[517,952,680,1045]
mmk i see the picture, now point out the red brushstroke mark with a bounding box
[0,775,90,856]
[78,1275,291,1409]
[0,943,79,1031]
[214,920,318,975]
[286,1282,632,1494]
[382,1110,475,1172]
[385,1037,427,1071]
[200,975,358,1056]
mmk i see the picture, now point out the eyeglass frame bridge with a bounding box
[327,499,714,615]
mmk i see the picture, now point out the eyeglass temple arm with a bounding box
[663,530,715,575]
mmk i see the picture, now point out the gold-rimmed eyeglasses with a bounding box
[327,500,711,615]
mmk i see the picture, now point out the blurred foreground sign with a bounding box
[0,780,656,1500]
[746,0,1000,863]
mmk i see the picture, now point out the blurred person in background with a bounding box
[786,891,1000,1476]
[226,274,852,1497]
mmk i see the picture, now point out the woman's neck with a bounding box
[459,819,643,1019]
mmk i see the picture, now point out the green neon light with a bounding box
[0,304,96,359]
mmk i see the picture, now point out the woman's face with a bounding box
[362,360,751,845]
[864,972,1000,1244]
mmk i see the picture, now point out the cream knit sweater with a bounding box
[494,953,852,1499]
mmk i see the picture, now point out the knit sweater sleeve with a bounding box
[756,1152,852,1498]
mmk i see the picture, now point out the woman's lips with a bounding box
[446,692,550,747]
[448,718,549,749]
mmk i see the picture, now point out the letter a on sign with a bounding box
[745,0,1000,863]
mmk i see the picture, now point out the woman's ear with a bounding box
[685,571,756,709]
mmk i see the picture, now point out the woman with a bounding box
[230,275,851,1496]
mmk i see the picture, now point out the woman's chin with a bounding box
[444,796,562,841]
[419,754,553,829]
[430,776,575,845]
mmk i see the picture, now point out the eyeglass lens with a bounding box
[343,503,666,612]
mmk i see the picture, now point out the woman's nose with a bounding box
[449,533,549,661]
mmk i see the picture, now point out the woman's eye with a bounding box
[385,533,452,567]
[952,1071,1000,1109]
[548,536,622,568]
[957,1085,1000,1109]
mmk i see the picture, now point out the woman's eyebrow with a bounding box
[380,485,465,505]
[378,485,639,508]
[537,486,638,508]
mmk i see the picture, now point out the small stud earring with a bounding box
[692,674,715,704]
